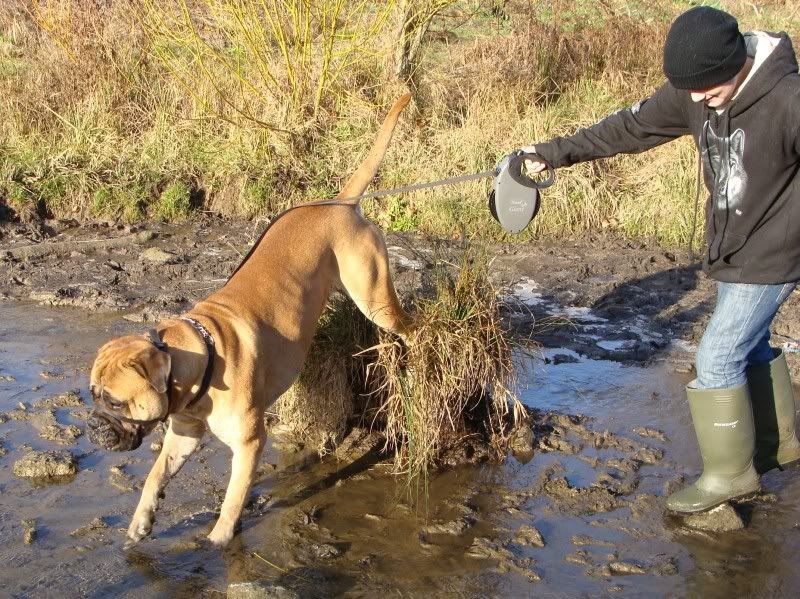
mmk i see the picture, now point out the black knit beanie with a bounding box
[663,6,747,90]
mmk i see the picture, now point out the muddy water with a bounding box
[2,303,800,597]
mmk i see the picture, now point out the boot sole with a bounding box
[666,489,761,515]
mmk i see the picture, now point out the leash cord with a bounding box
[333,168,495,203]
[224,168,496,284]
[687,150,702,262]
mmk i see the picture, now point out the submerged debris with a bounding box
[571,534,615,548]
[22,519,37,545]
[70,517,109,538]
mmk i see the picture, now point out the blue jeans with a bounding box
[694,281,797,389]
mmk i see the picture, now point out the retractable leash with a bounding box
[225,151,555,282]
[334,150,556,234]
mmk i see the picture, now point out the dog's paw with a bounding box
[126,514,153,545]
[206,524,234,548]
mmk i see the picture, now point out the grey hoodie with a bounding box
[536,32,800,284]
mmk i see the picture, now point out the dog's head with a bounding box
[87,333,171,451]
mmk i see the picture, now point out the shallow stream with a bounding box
[2,302,800,597]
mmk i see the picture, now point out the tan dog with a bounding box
[88,94,414,548]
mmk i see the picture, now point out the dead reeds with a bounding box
[282,245,527,481]
[369,248,524,479]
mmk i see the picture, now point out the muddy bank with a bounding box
[4,217,800,372]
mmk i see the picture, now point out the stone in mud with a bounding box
[33,390,84,409]
[552,353,580,365]
[571,534,615,547]
[421,516,474,537]
[632,427,668,442]
[466,537,514,561]
[682,503,744,532]
[0,440,6,457]
[140,247,180,265]
[586,565,613,579]
[227,582,299,599]
[652,557,679,576]
[540,473,624,515]
[608,561,646,576]
[39,370,64,380]
[593,470,640,496]
[30,286,130,312]
[39,424,83,445]
[514,524,545,548]
[109,464,138,492]
[508,421,535,456]
[135,230,157,244]
[538,435,580,454]
[605,458,640,474]
[13,450,77,478]
[70,517,109,537]
[22,519,37,545]
[309,543,344,560]
[565,550,592,565]
[631,446,664,465]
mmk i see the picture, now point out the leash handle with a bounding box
[507,152,556,190]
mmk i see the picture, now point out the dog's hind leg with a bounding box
[126,416,204,545]
[206,415,267,547]
[336,223,415,339]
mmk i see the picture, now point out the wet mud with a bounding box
[3,220,800,596]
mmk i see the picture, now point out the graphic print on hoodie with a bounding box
[702,123,747,212]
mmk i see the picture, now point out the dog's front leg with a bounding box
[126,416,204,545]
[207,428,266,547]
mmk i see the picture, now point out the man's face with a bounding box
[689,76,740,108]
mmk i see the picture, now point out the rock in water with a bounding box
[683,503,744,532]
[13,450,77,478]
[227,582,300,599]
[515,524,546,547]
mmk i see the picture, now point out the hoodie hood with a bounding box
[729,32,799,116]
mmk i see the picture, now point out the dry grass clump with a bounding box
[367,248,525,479]
[278,294,378,452]
[277,246,526,481]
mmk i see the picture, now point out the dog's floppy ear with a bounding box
[126,346,171,395]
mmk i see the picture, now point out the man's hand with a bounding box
[518,145,546,175]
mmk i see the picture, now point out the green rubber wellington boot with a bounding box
[747,349,800,474]
[666,382,760,514]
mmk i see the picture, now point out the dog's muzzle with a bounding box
[87,410,145,452]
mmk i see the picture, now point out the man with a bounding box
[517,6,800,513]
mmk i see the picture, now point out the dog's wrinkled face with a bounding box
[87,335,171,451]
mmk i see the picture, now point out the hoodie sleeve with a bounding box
[535,82,691,168]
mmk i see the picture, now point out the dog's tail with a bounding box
[334,93,412,205]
